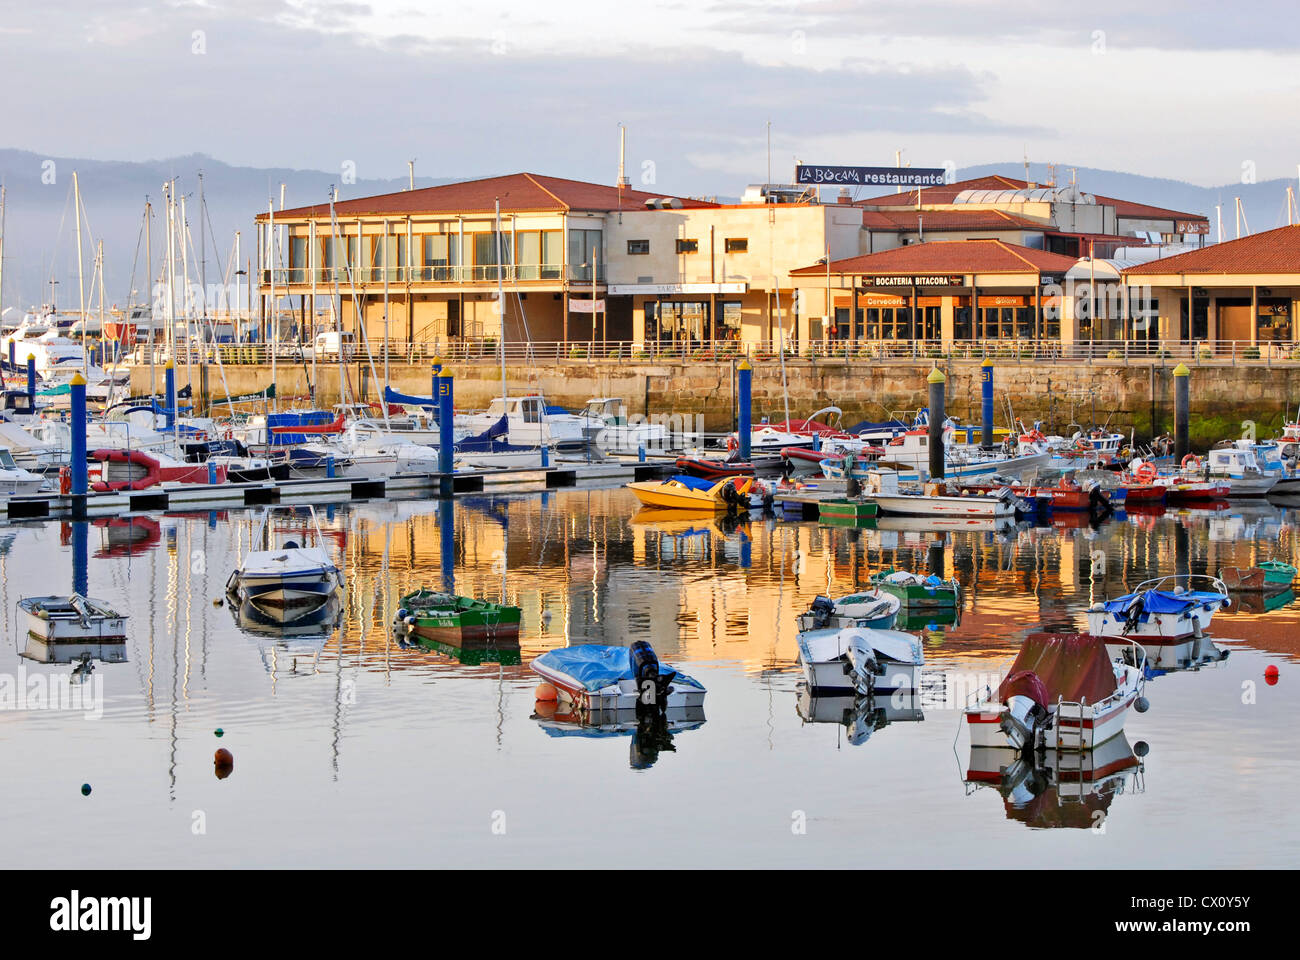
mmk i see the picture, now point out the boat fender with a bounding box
[1134,740,1150,758]
[1134,696,1150,713]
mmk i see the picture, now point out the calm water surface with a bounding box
[2,489,1297,868]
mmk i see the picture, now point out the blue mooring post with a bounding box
[7,341,14,370]
[927,367,946,482]
[981,357,994,449]
[26,354,36,407]
[207,460,218,485]
[737,358,753,461]
[431,356,442,413]
[72,521,88,599]
[164,360,176,434]
[438,367,454,497]
[326,454,335,479]
[70,373,88,510]
[439,500,455,594]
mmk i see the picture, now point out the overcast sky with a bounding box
[2,0,1297,194]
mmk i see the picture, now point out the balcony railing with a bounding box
[124,337,1300,368]
[261,264,600,286]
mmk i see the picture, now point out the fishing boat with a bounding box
[796,590,901,631]
[879,426,1052,480]
[18,594,128,663]
[393,589,522,648]
[625,474,753,512]
[530,640,706,712]
[1203,440,1283,496]
[225,507,343,624]
[1220,560,1297,592]
[962,474,1110,513]
[869,568,960,608]
[964,632,1148,753]
[1128,457,1230,501]
[1086,575,1230,650]
[796,626,923,694]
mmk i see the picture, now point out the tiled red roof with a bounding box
[860,208,1046,232]
[1123,225,1300,275]
[259,173,716,220]
[860,175,1207,224]
[790,239,1079,276]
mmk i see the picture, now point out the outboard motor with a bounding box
[1120,592,1145,634]
[629,639,675,713]
[808,595,835,630]
[1000,694,1049,752]
[721,480,748,514]
[629,710,676,769]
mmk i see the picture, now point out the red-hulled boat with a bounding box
[962,476,1107,512]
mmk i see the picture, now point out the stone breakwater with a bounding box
[135,358,1300,447]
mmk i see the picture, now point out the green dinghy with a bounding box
[395,590,522,651]
[869,568,960,608]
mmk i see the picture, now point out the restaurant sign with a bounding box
[796,165,948,187]
[863,275,964,288]
[1176,220,1210,235]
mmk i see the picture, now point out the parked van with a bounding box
[313,330,355,360]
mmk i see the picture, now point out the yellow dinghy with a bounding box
[626,474,753,511]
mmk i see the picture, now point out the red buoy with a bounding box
[1265,664,1280,685]
[534,682,558,702]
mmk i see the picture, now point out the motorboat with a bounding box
[1086,575,1231,648]
[859,469,1020,519]
[674,454,785,480]
[879,426,1052,480]
[964,731,1145,830]
[964,632,1148,753]
[795,686,924,746]
[0,445,45,495]
[455,394,593,452]
[225,507,343,624]
[796,625,923,694]
[780,445,833,477]
[625,474,753,512]
[796,590,901,632]
[529,640,707,713]
[579,397,671,454]
[90,446,225,490]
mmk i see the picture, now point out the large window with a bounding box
[420,234,459,281]
[568,229,602,281]
[627,239,649,255]
[646,300,709,344]
[724,238,747,253]
[720,301,742,341]
[474,231,513,281]
[516,230,563,280]
[289,236,309,283]
[676,238,699,254]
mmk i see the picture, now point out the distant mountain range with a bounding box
[1,149,1296,314]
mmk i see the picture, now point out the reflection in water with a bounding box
[2,490,1299,864]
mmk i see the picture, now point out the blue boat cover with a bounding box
[1103,589,1195,615]
[534,645,697,692]
[383,384,437,409]
[670,474,715,491]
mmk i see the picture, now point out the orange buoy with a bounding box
[1265,664,1280,685]
[534,700,558,720]
[534,682,558,702]
[214,747,234,765]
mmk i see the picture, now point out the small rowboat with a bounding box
[870,568,960,608]
[18,594,128,663]
[394,589,522,649]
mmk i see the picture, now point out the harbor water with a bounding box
[1,488,1296,868]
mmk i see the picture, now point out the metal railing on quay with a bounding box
[120,337,1300,368]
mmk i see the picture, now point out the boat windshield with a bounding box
[0,449,16,469]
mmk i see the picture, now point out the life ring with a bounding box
[1135,462,1157,482]
[1181,454,1202,470]
[725,435,739,452]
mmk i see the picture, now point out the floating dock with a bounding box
[0,460,672,522]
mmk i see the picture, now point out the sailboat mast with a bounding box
[146,199,155,396]
[74,171,88,377]
[268,198,277,414]
[496,197,506,402]
[0,185,6,324]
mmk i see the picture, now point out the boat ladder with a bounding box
[1054,696,1093,752]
